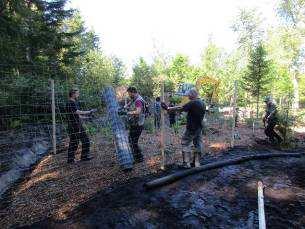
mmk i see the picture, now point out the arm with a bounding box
[167,106,183,112]
[127,99,143,115]
[127,107,142,115]
[76,110,93,115]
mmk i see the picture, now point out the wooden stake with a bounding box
[160,79,166,170]
[231,81,237,147]
[51,79,57,155]
[258,181,266,229]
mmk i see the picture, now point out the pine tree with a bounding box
[243,42,272,119]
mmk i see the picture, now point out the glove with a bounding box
[90,109,98,114]
[161,102,168,110]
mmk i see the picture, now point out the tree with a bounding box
[277,0,305,109]
[111,57,125,86]
[231,8,264,60]
[201,39,224,77]
[131,58,156,97]
[243,43,273,119]
[168,54,193,88]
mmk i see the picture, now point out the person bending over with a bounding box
[263,96,282,144]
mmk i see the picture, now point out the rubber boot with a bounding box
[194,152,201,168]
[180,151,191,168]
[185,151,191,168]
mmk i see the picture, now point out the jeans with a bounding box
[67,127,90,161]
[129,125,144,160]
[154,114,161,130]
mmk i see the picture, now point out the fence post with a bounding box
[160,78,166,170]
[258,181,266,229]
[51,79,57,155]
[231,81,237,147]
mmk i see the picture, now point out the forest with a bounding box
[1,0,304,107]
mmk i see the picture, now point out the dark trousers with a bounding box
[129,125,143,160]
[67,127,90,161]
[169,114,176,127]
[154,115,161,129]
[265,121,282,143]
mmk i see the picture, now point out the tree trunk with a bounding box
[256,93,259,120]
[292,71,299,109]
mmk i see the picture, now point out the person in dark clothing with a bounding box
[168,100,177,127]
[263,96,282,144]
[153,97,161,130]
[125,86,146,163]
[162,89,205,168]
[66,89,96,164]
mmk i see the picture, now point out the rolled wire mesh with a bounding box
[102,86,134,170]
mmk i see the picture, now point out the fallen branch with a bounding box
[144,152,302,189]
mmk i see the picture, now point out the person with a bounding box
[153,97,161,130]
[162,89,205,168]
[168,100,177,127]
[124,86,146,163]
[263,96,282,144]
[66,89,96,164]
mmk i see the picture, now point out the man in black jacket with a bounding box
[66,89,96,163]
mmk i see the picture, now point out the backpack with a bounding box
[135,97,151,117]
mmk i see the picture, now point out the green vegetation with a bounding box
[1,0,304,137]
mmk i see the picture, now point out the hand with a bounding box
[161,102,168,110]
[90,109,97,113]
[118,110,127,116]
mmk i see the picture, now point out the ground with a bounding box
[1,122,305,228]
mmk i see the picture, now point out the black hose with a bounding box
[144,152,303,189]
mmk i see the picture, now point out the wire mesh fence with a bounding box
[0,71,302,228]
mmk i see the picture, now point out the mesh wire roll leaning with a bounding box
[102,86,134,170]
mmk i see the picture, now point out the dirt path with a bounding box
[24,148,305,229]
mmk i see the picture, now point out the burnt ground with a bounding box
[1,121,305,229]
[21,148,305,229]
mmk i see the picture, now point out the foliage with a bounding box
[144,117,154,133]
[131,58,157,98]
[231,8,264,57]
[243,42,274,118]
[169,95,182,104]
[276,96,295,146]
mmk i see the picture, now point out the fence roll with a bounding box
[102,86,134,170]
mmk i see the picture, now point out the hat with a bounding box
[187,89,198,98]
[264,96,272,102]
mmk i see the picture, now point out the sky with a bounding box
[69,0,280,72]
